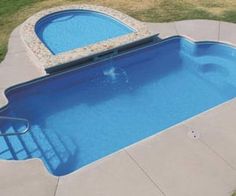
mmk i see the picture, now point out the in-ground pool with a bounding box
[1,37,236,176]
[35,10,134,54]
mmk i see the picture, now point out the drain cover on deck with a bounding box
[187,129,200,140]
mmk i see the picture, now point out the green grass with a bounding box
[129,1,217,22]
[0,0,38,61]
[0,0,236,62]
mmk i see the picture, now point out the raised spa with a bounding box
[35,10,134,54]
[0,37,236,176]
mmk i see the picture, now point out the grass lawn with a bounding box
[0,0,236,62]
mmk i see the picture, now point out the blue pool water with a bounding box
[1,37,236,176]
[35,10,134,54]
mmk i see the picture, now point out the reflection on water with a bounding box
[103,66,129,83]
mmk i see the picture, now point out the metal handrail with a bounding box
[0,116,30,136]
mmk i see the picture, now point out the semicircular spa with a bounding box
[35,10,134,54]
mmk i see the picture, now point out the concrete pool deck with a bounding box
[0,19,236,196]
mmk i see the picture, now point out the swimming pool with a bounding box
[35,10,134,54]
[0,37,236,176]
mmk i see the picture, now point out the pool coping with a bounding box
[1,17,236,196]
[21,4,154,71]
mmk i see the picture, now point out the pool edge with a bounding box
[1,19,236,196]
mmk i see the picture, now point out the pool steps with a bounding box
[0,116,30,136]
[0,119,77,175]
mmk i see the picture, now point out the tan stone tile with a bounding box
[146,22,177,39]
[0,159,58,196]
[10,25,21,38]
[175,20,219,41]
[185,98,236,169]
[56,151,163,196]
[127,124,236,196]
[219,22,236,46]
[7,26,26,55]
[0,52,44,89]
[0,89,8,108]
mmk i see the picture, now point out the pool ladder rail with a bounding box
[0,116,30,136]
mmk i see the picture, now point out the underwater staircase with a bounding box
[0,115,77,175]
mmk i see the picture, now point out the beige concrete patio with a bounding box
[0,19,236,196]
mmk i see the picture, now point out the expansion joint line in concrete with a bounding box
[124,149,167,196]
[53,177,60,196]
[183,123,236,171]
[173,22,179,35]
